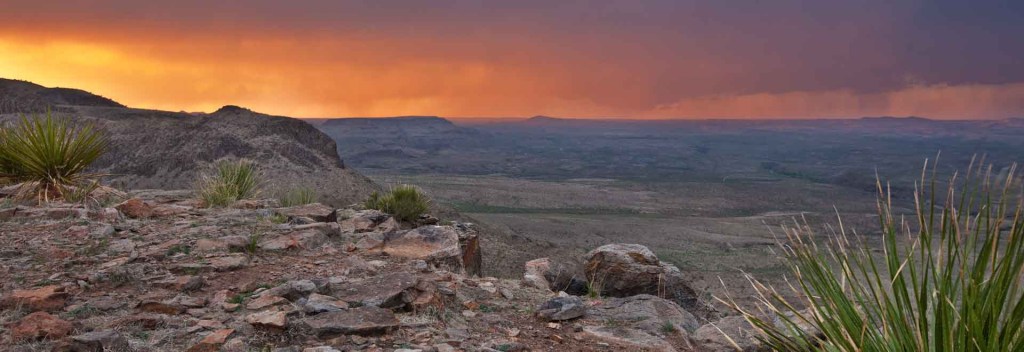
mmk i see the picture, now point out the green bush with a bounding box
[278,186,317,207]
[0,112,108,202]
[363,185,430,222]
[197,159,261,207]
[722,159,1024,351]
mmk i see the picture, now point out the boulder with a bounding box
[300,306,400,337]
[115,198,153,219]
[384,226,463,271]
[587,294,700,334]
[9,311,73,342]
[536,296,586,321]
[68,330,131,352]
[584,243,708,317]
[523,258,586,295]
[2,285,67,311]
[275,203,337,223]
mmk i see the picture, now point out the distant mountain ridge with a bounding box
[0,78,377,206]
[0,78,124,113]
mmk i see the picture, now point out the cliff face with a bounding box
[0,79,377,206]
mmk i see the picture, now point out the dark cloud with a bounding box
[2,0,1022,117]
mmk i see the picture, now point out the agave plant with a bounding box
[0,112,108,202]
[722,158,1024,351]
[364,185,430,222]
[196,159,262,207]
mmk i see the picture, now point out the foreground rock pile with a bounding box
[0,191,773,351]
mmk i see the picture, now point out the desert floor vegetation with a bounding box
[363,184,430,222]
[0,112,108,203]
[721,159,1024,351]
[196,159,261,208]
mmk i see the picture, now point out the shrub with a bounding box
[0,112,108,202]
[278,187,317,207]
[196,159,261,207]
[721,159,1024,351]
[363,185,430,222]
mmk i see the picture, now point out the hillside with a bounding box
[0,79,377,207]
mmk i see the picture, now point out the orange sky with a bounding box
[2,1,1023,119]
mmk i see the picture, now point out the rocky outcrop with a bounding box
[0,191,743,351]
[0,79,379,207]
[584,243,712,318]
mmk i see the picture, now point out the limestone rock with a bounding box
[300,306,400,337]
[264,280,318,301]
[260,228,330,251]
[536,296,586,321]
[2,285,67,311]
[276,203,337,223]
[384,226,463,271]
[330,272,419,310]
[300,293,349,314]
[69,330,131,352]
[246,310,288,329]
[581,326,679,352]
[186,329,235,352]
[587,294,699,334]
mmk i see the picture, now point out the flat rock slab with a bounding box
[581,325,679,352]
[301,306,399,337]
[384,226,463,270]
[276,203,337,223]
[536,296,586,321]
[2,285,67,311]
[330,272,419,309]
[587,294,700,333]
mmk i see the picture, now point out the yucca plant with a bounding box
[278,186,318,207]
[196,159,261,207]
[721,158,1024,351]
[363,185,430,222]
[0,112,108,202]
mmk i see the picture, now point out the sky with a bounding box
[1,0,1022,119]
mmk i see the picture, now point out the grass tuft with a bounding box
[720,158,1024,351]
[0,112,108,202]
[363,185,430,222]
[196,159,261,207]
[278,186,317,207]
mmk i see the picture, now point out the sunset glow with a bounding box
[2,0,1022,119]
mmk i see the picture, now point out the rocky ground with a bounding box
[0,191,770,351]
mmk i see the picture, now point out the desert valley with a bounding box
[1,77,1022,351]
[2,1,1023,351]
